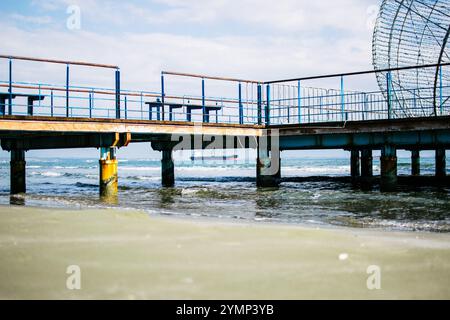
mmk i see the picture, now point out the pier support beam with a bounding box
[99,147,118,197]
[380,145,397,192]
[361,149,373,178]
[10,149,26,194]
[161,148,175,188]
[411,150,420,176]
[256,138,281,188]
[350,150,360,179]
[435,148,447,179]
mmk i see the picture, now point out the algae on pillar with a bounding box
[350,150,361,180]
[161,148,175,188]
[380,144,397,192]
[10,149,26,194]
[99,147,118,197]
[361,149,373,178]
[411,150,420,176]
[256,137,281,188]
[435,148,447,179]
[151,140,177,188]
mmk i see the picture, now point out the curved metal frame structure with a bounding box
[373,0,450,116]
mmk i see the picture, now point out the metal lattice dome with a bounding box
[372,0,450,116]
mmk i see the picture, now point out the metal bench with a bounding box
[186,104,222,123]
[145,101,222,123]
[0,93,45,116]
[145,102,161,121]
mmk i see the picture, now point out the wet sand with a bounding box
[0,205,449,300]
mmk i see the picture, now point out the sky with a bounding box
[1,0,421,160]
[1,0,380,81]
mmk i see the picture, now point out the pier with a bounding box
[0,55,449,195]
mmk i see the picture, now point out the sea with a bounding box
[0,157,449,232]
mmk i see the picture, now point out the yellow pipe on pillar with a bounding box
[99,148,118,198]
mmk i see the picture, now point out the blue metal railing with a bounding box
[265,63,450,125]
[161,71,262,125]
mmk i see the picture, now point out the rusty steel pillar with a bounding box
[10,149,26,195]
[361,149,373,178]
[99,147,118,197]
[161,148,175,187]
[435,148,447,179]
[411,150,420,176]
[256,137,281,188]
[380,145,397,192]
[350,150,360,180]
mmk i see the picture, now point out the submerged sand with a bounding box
[0,205,449,300]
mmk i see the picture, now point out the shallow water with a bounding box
[0,157,449,232]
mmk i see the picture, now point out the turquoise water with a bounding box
[0,157,449,232]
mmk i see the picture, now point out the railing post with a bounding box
[8,58,12,115]
[287,86,291,124]
[387,71,392,119]
[140,92,143,120]
[91,89,95,118]
[297,80,301,124]
[257,84,262,125]
[161,73,165,121]
[89,92,92,118]
[266,84,271,125]
[439,65,443,115]
[238,82,243,125]
[115,69,121,119]
[340,75,345,121]
[202,78,207,123]
[66,64,70,117]
[37,84,41,116]
[50,90,54,117]
[124,96,128,120]
[362,93,367,121]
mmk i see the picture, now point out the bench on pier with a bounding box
[182,104,222,122]
[144,101,186,121]
[145,102,162,121]
[0,92,45,116]
[145,101,222,123]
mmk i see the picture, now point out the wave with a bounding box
[120,167,160,172]
[177,176,255,183]
[30,171,63,177]
[125,176,160,181]
[74,182,97,188]
[282,166,349,174]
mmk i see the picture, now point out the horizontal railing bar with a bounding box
[0,54,119,69]
[265,62,450,84]
[162,71,262,84]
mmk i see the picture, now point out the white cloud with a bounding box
[30,0,379,33]
[1,0,378,94]
[10,13,53,25]
[31,0,64,11]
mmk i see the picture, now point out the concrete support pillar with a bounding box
[361,149,373,178]
[411,150,420,176]
[436,148,447,179]
[380,144,397,192]
[99,147,118,197]
[10,149,26,194]
[350,150,360,179]
[256,137,281,188]
[161,148,175,187]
